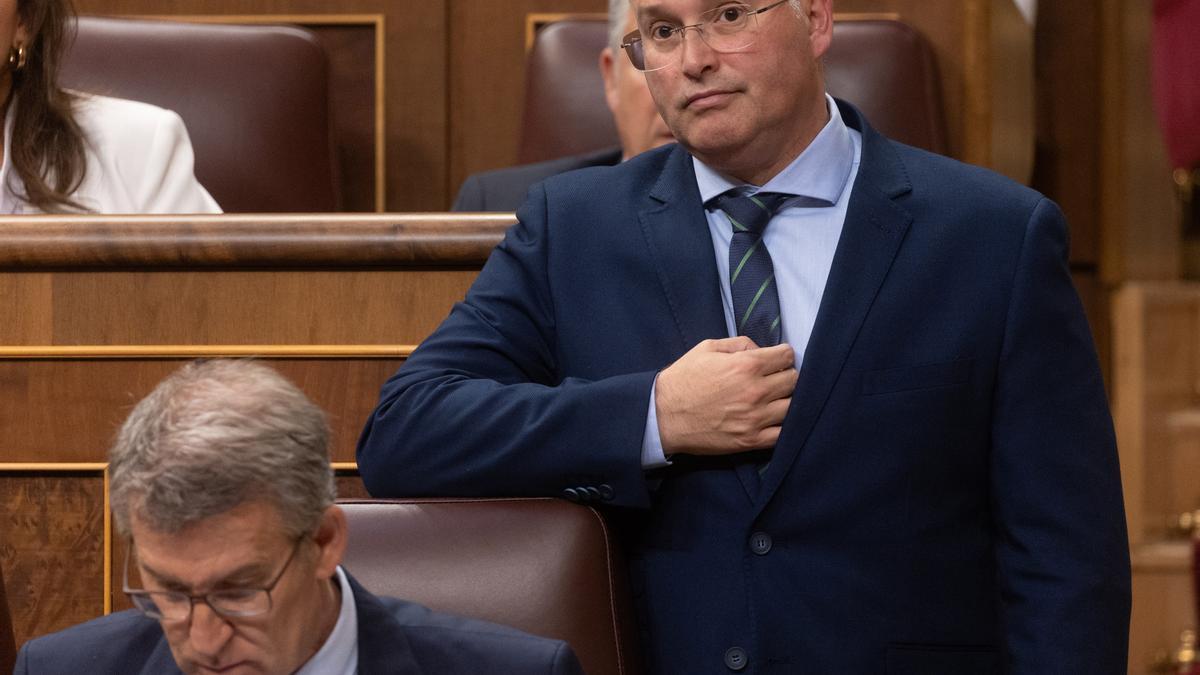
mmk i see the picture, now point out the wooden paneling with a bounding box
[1113,284,1200,545]
[0,275,53,344]
[44,271,473,346]
[1031,0,1102,267]
[1100,0,1180,284]
[0,471,107,646]
[73,0,447,212]
[312,23,380,212]
[1130,543,1196,674]
[0,215,512,346]
[0,358,404,463]
[1111,282,1200,671]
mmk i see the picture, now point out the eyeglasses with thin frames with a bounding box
[621,0,792,72]
[123,537,304,623]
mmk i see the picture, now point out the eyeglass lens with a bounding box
[624,1,785,71]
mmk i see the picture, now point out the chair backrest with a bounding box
[518,17,947,164]
[339,498,640,675]
[1,560,16,675]
[60,16,339,212]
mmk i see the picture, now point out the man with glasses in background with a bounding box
[15,360,582,675]
[452,0,674,211]
[360,0,1130,672]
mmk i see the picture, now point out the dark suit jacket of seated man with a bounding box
[358,0,1132,672]
[15,572,580,675]
[452,146,623,212]
[15,566,580,672]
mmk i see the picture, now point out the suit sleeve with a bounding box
[357,182,657,508]
[451,173,484,211]
[990,198,1131,673]
[550,641,585,675]
[14,642,28,674]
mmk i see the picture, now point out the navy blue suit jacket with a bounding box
[14,573,582,674]
[358,101,1131,674]
[452,146,623,212]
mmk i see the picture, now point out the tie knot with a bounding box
[711,191,793,235]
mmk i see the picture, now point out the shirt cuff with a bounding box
[641,375,672,469]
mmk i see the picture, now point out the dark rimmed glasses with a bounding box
[123,537,304,622]
[621,0,792,72]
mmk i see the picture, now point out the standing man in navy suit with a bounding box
[17,360,582,675]
[359,0,1131,672]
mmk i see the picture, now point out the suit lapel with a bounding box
[757,102,915,507]
[350,574,424,674]
[639,147,761,502]
[638,146,729,350]
[140,639,182,674]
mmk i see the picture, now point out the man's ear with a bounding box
[807,0,834,59]
[312,505,348,578]
[599,47,621,114]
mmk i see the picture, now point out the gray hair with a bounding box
[109,359,335,538]
[607,0,630,54]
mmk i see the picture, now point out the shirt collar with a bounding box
[693,93,855,206]
[295,566,358,675]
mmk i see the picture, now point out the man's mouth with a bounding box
[684,89,735,110]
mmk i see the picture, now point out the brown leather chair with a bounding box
[339,498,640,675]
[60,17,339,212]
[518,17,947,163]
[1,561,16,675]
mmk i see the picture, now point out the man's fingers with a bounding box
[753,425,783,448]
[705,336,760,353]
[762,368,799,400]
[762,397,792,426]
[744,342,795,372]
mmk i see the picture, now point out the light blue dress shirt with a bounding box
[295,566,358,675]
[642,95,863,467]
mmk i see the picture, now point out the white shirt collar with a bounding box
[294,566,358,675]
[693,93,855,205]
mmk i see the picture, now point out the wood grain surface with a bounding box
[0,473,106,647]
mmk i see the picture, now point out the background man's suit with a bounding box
[452,146,621,212]
[15,573,582,674]
[359,101,1131,674]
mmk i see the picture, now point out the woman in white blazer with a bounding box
[0,0,219,214]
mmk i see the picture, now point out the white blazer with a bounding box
[0,93,222,214]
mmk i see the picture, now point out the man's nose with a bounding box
[679,28,719,77]
[187,601,234,657]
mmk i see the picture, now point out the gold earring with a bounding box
[7,43,27,71]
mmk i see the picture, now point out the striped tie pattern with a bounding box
[712,191,793,348]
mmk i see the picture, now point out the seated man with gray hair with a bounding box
[14,359,582,675]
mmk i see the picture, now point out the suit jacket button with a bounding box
[598,483,614,500]
[584,486,602,501]
[750,531,772,555]
[562,488,581,502]
[724,646,748,671]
